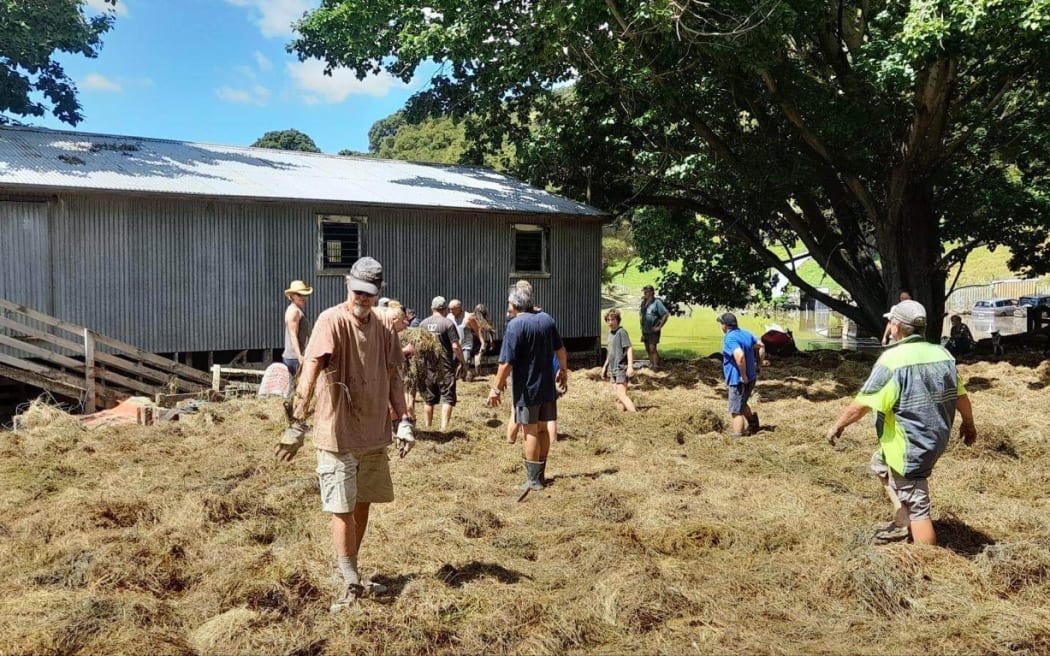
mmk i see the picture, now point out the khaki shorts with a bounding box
[316,447,394,514]
[870,450,931,520]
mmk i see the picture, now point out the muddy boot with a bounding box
[517,460,545,491]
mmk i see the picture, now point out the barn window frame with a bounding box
[317,214,367,275]
[510,223,551,278]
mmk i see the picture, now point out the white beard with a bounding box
[352,303,371,319]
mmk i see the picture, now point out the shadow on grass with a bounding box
[436,562,529,588]
[964,376,997,392]
[758,377,852,402]
[935,516,996,557]
[416,429,468,444]
[552,467,620,481]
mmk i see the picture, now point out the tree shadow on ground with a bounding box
[435,562,529,588]
[964,376,997,391]
[551,467,620,481]
[417,429,468,444]
[935,516,996,557]
[758,377,851,402]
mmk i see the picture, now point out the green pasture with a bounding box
[602,245,1033,359]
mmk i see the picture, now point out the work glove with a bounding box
[274,421,307,462]
[395,418,415,458]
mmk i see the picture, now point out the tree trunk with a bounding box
[879,184,947,341]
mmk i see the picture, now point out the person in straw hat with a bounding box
[282,280,313,377]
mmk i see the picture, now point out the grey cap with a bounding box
[431,295,448,310]
[883,300,927,327]
[378,297,390,307]
[348,257,383,295]
[717,312,738,327]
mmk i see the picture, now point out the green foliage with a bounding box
[292,1,1050,336]
[0,0,117,125]
[250,129,321,153]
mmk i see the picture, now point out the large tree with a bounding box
[292,1,1050,337]
[0,0,117,126]
[251,129,321,153]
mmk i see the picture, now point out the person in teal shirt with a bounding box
[639,285,670,371]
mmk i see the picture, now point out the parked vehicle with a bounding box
[972,298,1019,316]
[1018,294,1050,309]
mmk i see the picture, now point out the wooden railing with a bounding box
[0,298,212,412]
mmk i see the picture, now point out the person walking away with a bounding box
[882,290,912,346]
[488,284,567,493]
[718,312,764,437]
[419,296,468,431]
[282,280,313,377]
[827,299,977,546]
[274,257,415,611]
[449,299,484,381]
[601,309,637,412]
[640,285,670,371]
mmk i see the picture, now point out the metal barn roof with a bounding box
[0,126,602,216]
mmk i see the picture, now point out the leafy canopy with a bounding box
[250,129,321,153]
[292,0,1050,334]
[0,0,117,125]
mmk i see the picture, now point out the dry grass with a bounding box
[2,352,1049,655]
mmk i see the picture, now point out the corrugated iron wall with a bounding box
[2,194,602,353]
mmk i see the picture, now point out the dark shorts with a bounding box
[463,348,474,364]
[424,367,457,406]
[727,380,756,414]
[642,332,660,346]
[513,401,557,425]
[611,372,628,385]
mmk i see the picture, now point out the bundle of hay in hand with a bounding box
[400,328,443,394]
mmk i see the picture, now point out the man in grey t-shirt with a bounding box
[418,296,468,431]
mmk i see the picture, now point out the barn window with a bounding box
[512,224,549,275]
[318,215,366,273]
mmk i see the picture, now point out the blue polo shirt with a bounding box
[721,327,758,385]
[499,311,563,407]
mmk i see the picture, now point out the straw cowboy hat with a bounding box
[284,280,314,299]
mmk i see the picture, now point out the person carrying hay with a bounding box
[827,299,977,546]
[488,284,568,493]
[274,256,416,612]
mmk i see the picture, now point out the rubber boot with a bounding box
[538,460,547,486]
[518,460,545,491]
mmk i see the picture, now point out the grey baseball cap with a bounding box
[883,300,927,327]
[348,257,383,295]
[431,295,448,310]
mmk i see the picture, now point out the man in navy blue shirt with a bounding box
[718,312,765,438]
[487,284,568,493]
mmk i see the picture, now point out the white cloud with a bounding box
[254,51,273,72]
[84,0,129,16]
[225,0,314,38]
[216,84,271,106]
[82,73,122,92]
[286,59,413,103]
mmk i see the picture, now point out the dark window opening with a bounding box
[513,224,548,274]
[318,215,365,272]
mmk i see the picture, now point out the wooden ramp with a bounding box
[0,298,212,412]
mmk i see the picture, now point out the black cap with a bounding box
[717,312,738,327]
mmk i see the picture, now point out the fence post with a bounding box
[83,328,96,413]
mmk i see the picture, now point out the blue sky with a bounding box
[36,0,435,154]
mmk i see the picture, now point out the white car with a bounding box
[972,298,1019,316]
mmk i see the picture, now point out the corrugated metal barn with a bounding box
[0,126,604,362]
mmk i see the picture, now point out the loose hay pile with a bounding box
[400,327,444,394]
[1,355,1049,655]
